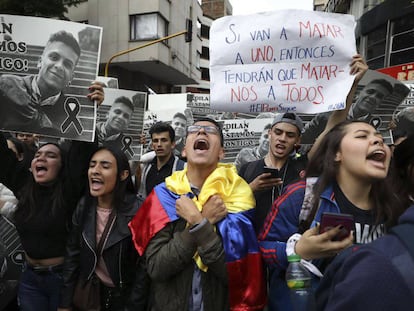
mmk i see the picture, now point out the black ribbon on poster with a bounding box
[122,135,134,158]
[61,97,83,134]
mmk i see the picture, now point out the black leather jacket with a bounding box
[59,193,149,310]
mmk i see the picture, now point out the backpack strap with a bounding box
[173,156,185,171]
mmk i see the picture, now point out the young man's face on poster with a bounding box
[106,101,133,133]
[352,82,392,119]
[37,41,79,94]
[172,116,186,139]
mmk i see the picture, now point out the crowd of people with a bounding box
[0,32,413,311]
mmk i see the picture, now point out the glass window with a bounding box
[393,14,414,34]
[130,13,167,41]
[201,24,209,39]
[363,0,385,13]
[392,31,414,51]
[366,25,386,68]
[201,46,209,60]
[390,49,414,66]
[366,25,387,46]
[201,67,210,80]
[367,56,385,70]
[367,41,386,59]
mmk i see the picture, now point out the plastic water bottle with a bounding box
[286,254,315,311]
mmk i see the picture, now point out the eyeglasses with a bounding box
[187,125,219,135]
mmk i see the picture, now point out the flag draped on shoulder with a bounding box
[129,163,267,310]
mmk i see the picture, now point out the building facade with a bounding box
[66,0,204,94]
[320,0,414,71]
[185,0,233,94]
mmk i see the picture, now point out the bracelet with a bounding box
[286,232,323,277]
[286,233,302,257]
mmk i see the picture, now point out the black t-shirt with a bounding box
[333,183,385,244]
[239,154,307,233]
[145,154,176,196]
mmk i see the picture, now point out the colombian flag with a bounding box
[129,164,267,310]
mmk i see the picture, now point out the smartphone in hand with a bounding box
[319,212,354,241]
[263,166,280,178]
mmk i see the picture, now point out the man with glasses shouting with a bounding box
[129,117,266,311]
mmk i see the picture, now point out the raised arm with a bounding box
[307,55,368,159]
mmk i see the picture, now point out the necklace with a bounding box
[266,157,289,202]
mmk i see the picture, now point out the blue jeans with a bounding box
[18,263,63,311]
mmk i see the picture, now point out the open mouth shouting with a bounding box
[90,177,104,192]
[34,164,48,178]
[194,138,209,153]
[366,149,387,169]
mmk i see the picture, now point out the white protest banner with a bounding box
[96,76,119,89]
[210,9,357,114]
[0,14,102,141]
[221,118,273,167]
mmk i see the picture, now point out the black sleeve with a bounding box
[0,132,30,196]
[59,200,84,308]
[125,258,151,311]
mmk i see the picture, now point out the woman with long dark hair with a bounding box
[0,83,104,311]
[58,146,148,311]
[390,134,414,210]
[258,120,403,311]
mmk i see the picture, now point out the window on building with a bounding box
[130,13,167,41]
[366,24,387,69]
[201,24,209,39]
[363,0,385,13]
[390,14,414,66]
[201,67,210,80]
[201,46,209,60]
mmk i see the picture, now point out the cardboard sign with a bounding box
[210,9,357,114]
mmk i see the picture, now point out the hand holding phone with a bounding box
[319,212,354,241]
[263,166,280,179]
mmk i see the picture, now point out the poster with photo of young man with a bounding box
[301,69,411,144]
[0,14,102,141]
[96,88,146,160]
[145,93,192,159]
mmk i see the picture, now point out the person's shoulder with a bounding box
[280,179,306,201]
[0,74,27,89]
[122,193,143,216]
[175,156,186,170]
[237,147,253,156]
[239,158,264,179]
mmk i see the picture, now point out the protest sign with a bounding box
[222,118,274,167]
[210,9,357,114]
[96,88,146,160]
[301,69,411,144]
[391,82,414,139]
[0,14,102,141]
[144,94,193,158]
[96,76,119,89]
[0,216,24,310]
[377,63,414,82]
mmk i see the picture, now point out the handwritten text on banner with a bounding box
[209,10,357,114]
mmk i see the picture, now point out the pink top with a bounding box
[95,206,115,287]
